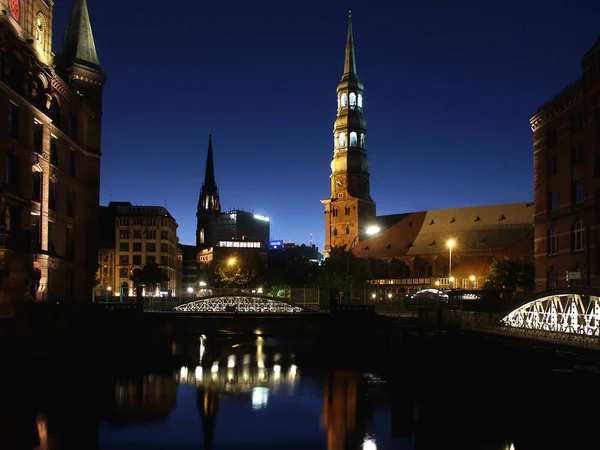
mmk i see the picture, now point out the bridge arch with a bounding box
[174,296,303,314]
[500,288,600,336]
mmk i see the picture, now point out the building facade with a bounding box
[0,0,106,303]
[530,37,600,291]
[321,12,376,258]
[97,202,181,297]
[354,203,534,297]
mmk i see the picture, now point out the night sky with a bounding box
[52,1,600,250]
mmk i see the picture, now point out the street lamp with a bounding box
[106,286,112,302]
[447,239,455,280]
[227,258,236,266]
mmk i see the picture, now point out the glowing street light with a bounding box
[447,239,455,281]
[199,281,207,287]
[227,258,236,266]
[187,287,194,293]
[366,225,380,236]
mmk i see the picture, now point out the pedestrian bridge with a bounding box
[173,296,304,314]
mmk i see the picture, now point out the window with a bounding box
[349,92,356,107]
[50,136,58,165]
[338,133,346,148]
[119,242,129,252]
[570,112,584,134]
[31,213,41,247]
[133,242,142,252]
[547,228,558,255]
[572,221,584,252]
[33,121,43,154]
[462,278,469,289]
[48,97,58,123]
[48,220,54,252]
[349,131,357,147]
[160,256,168,265]
[68,113,77,137]
[345,227,350,235]
[119,268,129,278]
[68,150,75,176]
[340,93,347,107]
[357,94,363,108]
[545,128,557,147]
[133,230,142,239]
[35,14,44,44]
[31,171,42,203]
[119,255,129,265]
[132,255,142,265]
[344,206,350,215]
[66,226,74,257]
[8,102,19,139]
[547,157,557,176]
[333,228,338,236]
[548,190,559,213]
[160,243,168,253]
[66,190,74,217]
[571,143,584,165]
[160,231,168,240]
[147,230,156,239]
[5,153,19,188]
[146,243,156,252]
[573,179,586,204]
[48,182,56,211]
[360,133,365,148]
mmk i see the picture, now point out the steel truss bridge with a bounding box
[173,296,304,314]
[447,288,600,350]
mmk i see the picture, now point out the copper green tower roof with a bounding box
[56,0,102,73]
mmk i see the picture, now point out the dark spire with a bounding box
[198,134,221,213]
[203,134,217,192]
[56,0,102,73]
[342,11,357,81]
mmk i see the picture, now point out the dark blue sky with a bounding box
[53,1,600,250]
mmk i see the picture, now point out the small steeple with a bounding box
[56,0,103,73]
[342,11,358,81]
[203,134,217,193]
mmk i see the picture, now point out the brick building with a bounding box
[0,0,106,303]
[97,202,181,298]
[530,36,600,291]
[322,14,534,294]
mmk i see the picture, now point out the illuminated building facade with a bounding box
[97,202,181,297]
[322,12,376,257]
[322,14,534,295]
[355,203,534,296]
[0,0,106,303]
[530,36,600,291]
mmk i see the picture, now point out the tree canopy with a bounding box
[130,262,169,287]
[484,259,534,292]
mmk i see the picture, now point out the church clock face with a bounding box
[9,0,20,22]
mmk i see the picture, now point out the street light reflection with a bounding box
[362,435,377,450]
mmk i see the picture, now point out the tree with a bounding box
[130,262,169,288]
[320,246,369,299]
[484,259,534,292]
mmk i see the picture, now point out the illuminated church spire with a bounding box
[196,134,221,248]
[321,12,376,257]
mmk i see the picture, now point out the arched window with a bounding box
[333,228,338,236]
[341,93,347,107]
[547,227,558,255]
[35,14,45,45]
[338,133,346,148]
[360,133,365,148]
[346,227,350,235]
[349,92,356,107]
[357,94,363,108]
[337,95,340,110]
[572,221,584,251]
[349,132,357,147]
[344,206,350,215]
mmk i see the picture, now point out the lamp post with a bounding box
[447,239,455,286]
[106,286,111,302]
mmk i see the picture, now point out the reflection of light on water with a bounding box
[180,366,188,378]
[243,354,251,365]
[362,435,377,450]
[289,364,297,377]
[251,387,269,411]
[195,366,203,379]
[211,362,219,373]
[505,443,515,450]
[228,355,236,368]
[199,336,205,362]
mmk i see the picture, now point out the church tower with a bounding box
[196,134,221,248]
[322,12,376,257]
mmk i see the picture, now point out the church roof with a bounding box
[584,35,600,59]
[56,0,102,73]
[354,202,534,258]
[342,11,358,81]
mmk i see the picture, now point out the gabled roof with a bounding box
[355,202,534,258]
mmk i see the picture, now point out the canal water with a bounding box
[1,329,599,449]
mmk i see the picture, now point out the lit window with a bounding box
[341,93,347,107]
[547,228,558,255]
[338,133,346,148]
[349,92,356,106]
[360,133,365,147]
[349,132,357,147]
[357,94,363,108]
[35,14,44,44]
[337,95,340,109]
